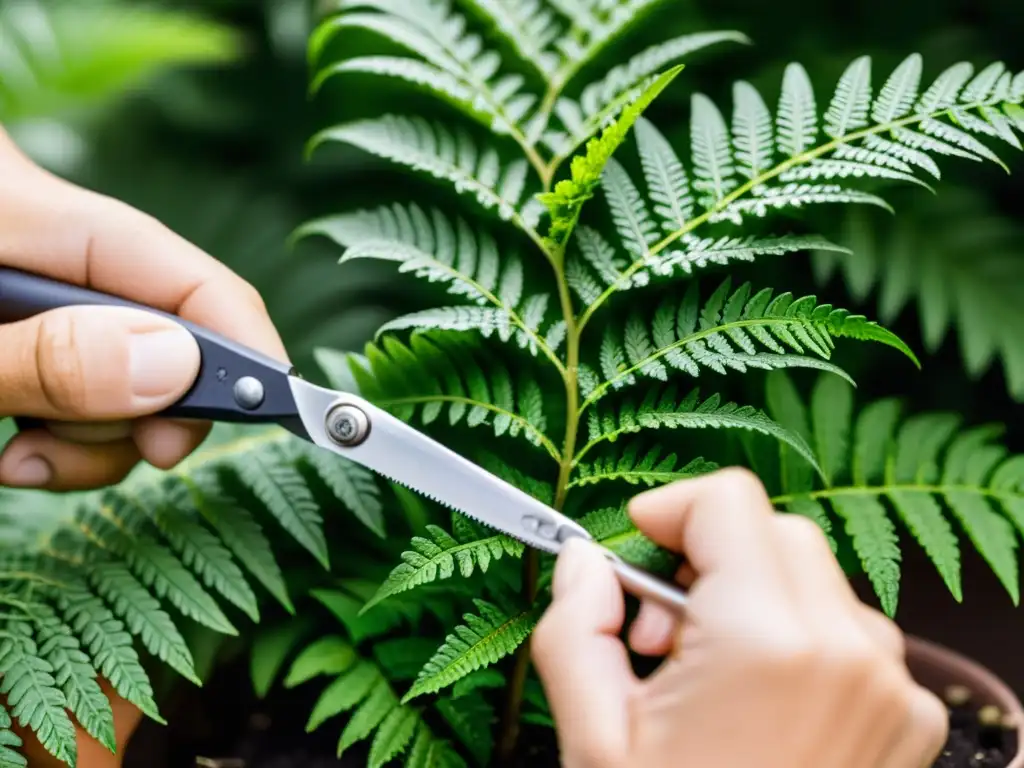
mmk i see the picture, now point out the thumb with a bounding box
[0,305,200,420]
[531,539,635,765]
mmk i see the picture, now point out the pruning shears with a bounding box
[0,267,688,612]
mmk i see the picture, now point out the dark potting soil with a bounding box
[932,685,1018,768]
[125,653,1017,767]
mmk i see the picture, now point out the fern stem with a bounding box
[575,104,995,333]
[497,233,582,764]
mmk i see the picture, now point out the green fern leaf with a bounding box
[294,442,386,538]
[558,32,749,142]
[338,679,397,757]
[831,495,903,616]
[571,443,717,489]
[403,600,537,701]
[349,334,557,458]
[579,385,822,476]
[284,637,358,689]
[580,504,677,574]
[308,116,530,222]
[142,483,260,621]
[582,55,1024,316]
[89,561,200,685]
[406,724,468,768]
[368,704,419,768]
[373,638,441,681]
[366,524,524,611]
[119,532,236,636]
[297,204,562,364]
[56,583,162,722]
[310,0,538,139]
[0,625,76,767]
[226,442,329,570]
[31,603,116,752]
[463,0,562,80]
[813,194,1024,401]
[769,371,1024,613]
[583,277,915,407]
[306,660,380,732]
[0,703,26,768]
[537,64,684,251]
[185,477,294,613]
[435,693,495,765]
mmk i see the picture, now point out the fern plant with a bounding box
[2,1,1024,766]
[293,0,1024,764]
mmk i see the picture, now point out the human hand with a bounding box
[532,468,949,768]
[0,128,288,491]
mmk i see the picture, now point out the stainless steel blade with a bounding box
[288,377,593,555]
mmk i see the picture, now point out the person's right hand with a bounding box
[531,468,949,768]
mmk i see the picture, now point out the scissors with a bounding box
[0,266,688,612]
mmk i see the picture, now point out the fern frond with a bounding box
[435,692,495,765]
[537,64,684,251]
[403,600,537,701]
[580,54,1024,320]
[578,385,821,475]
[463,0,562,80]
[582,277,915,408]
[0,703,26,768]
[570,443,717,489]
[580,504,677,575]
[221,440,329,570]
[310,0,538,140]
[569,32,753,134]
[283,603,469,768]
[813,195,1024,401]
[138,484,260,622]
[346,333,558,458]
[55,582,162,723]
[31,603,116,752]
[366,524,524,611]
[767,372,1024,616]
[0,624,76,767]
[0,416,387,766]
[308,116,531,223]
[296,203,563,367]
[86,559,201,685]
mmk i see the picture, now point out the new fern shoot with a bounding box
[2,1,1024,767]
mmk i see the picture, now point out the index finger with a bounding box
[627,467,785,584]
[0,135,288,362]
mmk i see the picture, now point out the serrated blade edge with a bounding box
[288,378,593,554]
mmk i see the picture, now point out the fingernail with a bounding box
[553,539,595,599]
[7,456,53,487]
[130,327,200,408]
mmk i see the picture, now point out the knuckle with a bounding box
[35,310,92,416]
[777,513,831,551]
[714,466,769,499]
[237,277,269,313]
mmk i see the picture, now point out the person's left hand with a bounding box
[0,127,289,491]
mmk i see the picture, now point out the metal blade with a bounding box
[287,377,593,555]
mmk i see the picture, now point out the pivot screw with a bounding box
[325,403,370,447]
[233,376,265,410]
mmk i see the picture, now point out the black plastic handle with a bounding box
[0,267,299,424]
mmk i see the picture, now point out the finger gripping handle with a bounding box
[0,267,297,423]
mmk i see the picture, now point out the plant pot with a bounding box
[906,635,1024,767]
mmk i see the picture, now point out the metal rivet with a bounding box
[522,516,541,534]
[233,376,265,410]
[325,403,370,447]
